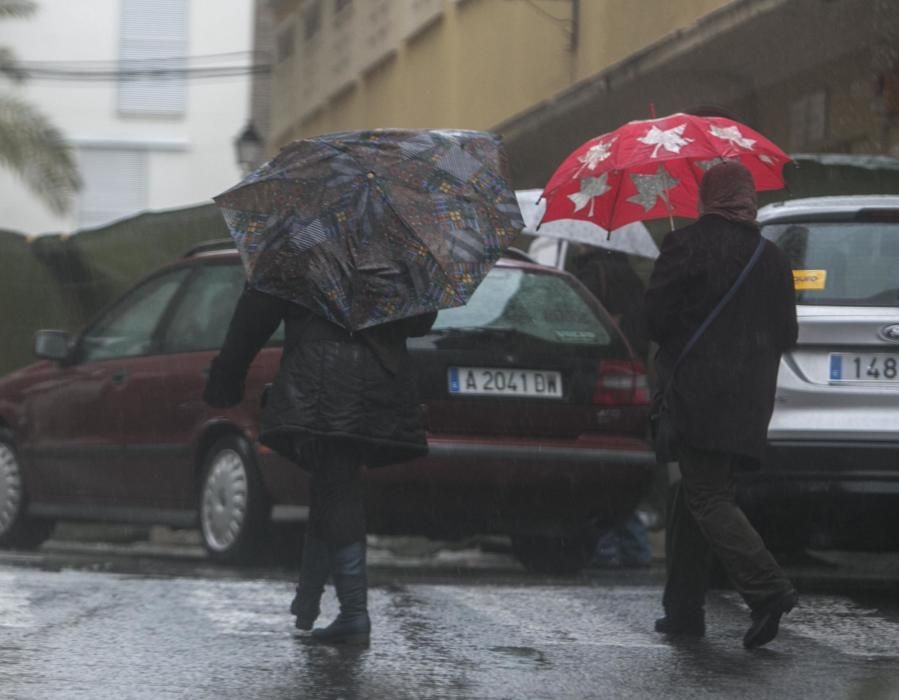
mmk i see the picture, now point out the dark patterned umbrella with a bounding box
[214,129,523,331]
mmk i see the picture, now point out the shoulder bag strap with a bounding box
[670,237,767,376]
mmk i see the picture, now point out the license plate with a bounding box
[447,367,563,398]
[829,353,899,382]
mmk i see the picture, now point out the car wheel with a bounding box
[511,530,598,575]
[755,520,810,554]
[198,435,269,564]
[0,431,55,550]
[742,510,810,554]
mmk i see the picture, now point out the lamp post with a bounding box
[234,121,264,174]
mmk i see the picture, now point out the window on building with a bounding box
[76,148,148,229]
[304,1,322,41]
[276,25,295,62]
[789,89,829,150]
[118,0,188,115]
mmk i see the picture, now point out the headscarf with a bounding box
[698,160,758,226]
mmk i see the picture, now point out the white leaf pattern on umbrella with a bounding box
[627,166,679,211]
[568,173,611,217]
[637,123,693,158]
[574,137,616,178]
[709,124,756,150]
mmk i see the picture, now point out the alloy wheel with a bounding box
[200,448,249,553]
[0,444,23,537]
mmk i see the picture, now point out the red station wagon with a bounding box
[0,243,654,573]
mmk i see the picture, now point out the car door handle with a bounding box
[111,369,128,384]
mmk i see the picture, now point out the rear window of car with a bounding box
[764,221,899,306]
[432,267,613,345]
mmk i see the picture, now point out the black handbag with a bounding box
[650,238,767,464]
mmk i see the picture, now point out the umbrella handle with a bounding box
[662,190,675,231]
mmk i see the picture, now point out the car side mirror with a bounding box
[34,330,71,362]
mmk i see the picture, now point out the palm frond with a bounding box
[0,1,36,18]
[0,95,80,214]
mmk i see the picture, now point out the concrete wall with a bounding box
[266,0,733,148]
[573,0,731,83]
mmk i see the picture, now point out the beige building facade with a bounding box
[265,0,899,186]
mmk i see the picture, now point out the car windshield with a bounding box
[764,221,899,306]
[432,267,613,346]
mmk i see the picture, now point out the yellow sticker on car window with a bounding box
[793,269,827,290]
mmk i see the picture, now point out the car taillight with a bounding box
[593,360,650,406]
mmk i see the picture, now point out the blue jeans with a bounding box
[595,512,652,567]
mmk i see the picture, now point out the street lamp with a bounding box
[234,121,264,174]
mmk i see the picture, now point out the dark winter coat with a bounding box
[203,287,436,469]
[645,214,798,464]
[570,249,650,362]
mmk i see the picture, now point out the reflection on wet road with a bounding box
[0,564,898,699]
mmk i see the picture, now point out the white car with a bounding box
[737,196,899,550]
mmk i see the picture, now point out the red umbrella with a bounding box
[540,113,790,231]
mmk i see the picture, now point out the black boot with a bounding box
[290,533,330,631]
[654,608,706,637]
[743,589,798,649]
[311,541,371,645]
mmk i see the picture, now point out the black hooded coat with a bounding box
[645,215,798,463]
[203,287,435,469]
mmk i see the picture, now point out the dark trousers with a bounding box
[302,439,366,548]
[663,445,793,615]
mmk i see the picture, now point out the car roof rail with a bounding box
[182,239,237,258]
[502,247,538,264]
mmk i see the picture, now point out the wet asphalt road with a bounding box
[1,541,898,700]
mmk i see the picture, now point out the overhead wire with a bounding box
[12,51,272,82]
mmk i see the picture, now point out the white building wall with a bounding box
[0,0,253,236]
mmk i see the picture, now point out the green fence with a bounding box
[0,202,229,375]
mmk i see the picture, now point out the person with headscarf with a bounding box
[645,160,799,649]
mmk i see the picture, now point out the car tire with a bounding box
[743,511,810,554]
[756,522,810,554]
[511,530,598,575]
[0,430,55,550]
[198,435,270,564]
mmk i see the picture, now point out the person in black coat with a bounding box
[645,160,799,649]
[569,247,650,363]
[570,247,654,568]
[203,287,436,645]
